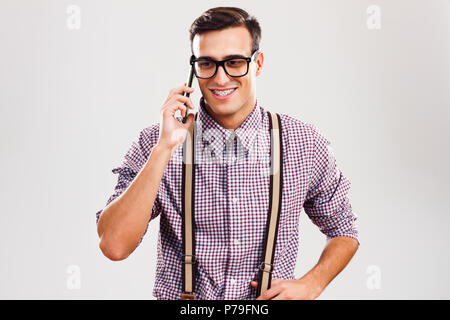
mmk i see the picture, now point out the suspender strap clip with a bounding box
[181,293,196,300]
[182,254,196,264]
[259,262,273,273]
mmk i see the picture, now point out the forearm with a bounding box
[97,143,173,260]
[300,236,359,295]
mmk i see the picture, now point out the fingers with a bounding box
[256,285,283,300]
[174,94,194,110]
[161,102,189,118]
[251,279,282,288]
[251,279,283,300]
[162,95,194,111]
[271,293,287,300]
[161,93,195,117]
[182,112,195,128]
[169,83,195,98]
[162,83,195,116]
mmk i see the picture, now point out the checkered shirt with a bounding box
[95,97,359,300]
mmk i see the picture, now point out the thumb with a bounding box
[182,113,195,128]
[250,281,258,288]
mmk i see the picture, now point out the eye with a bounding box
[197,61,213,68]
[226,59,245,67]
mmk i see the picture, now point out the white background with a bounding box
[0,0,449,299]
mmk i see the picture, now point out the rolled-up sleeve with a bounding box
[95,126,162,247]
[303,125,359,244]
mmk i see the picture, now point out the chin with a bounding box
[206,98,240,114]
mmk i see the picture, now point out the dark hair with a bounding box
[189,7,261,55]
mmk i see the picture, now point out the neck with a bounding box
[203,95,257,130]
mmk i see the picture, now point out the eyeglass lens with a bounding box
[194,59,248,78]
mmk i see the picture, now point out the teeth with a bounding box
[212,88,235,96]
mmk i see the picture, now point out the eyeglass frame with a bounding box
[189,49,259,79]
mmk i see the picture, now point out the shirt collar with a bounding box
[196,96,262,154]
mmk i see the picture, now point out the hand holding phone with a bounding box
[157,82,194,153]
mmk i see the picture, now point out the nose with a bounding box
[213,65,230,86]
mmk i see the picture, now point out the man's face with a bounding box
[192,26,263,118]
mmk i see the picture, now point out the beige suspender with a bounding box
[180,111,197,300]
[256,111,283,297]
[180,111,282,300]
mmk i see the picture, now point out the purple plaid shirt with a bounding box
[96,97,359,300]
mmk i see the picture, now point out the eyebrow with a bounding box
[197,54,247,60]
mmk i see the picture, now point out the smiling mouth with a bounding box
[210,88,237,97]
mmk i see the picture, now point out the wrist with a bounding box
[149,143,176,165]
[154,142,176,156]
[298,269,327,297]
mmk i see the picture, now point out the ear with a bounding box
[255,51,264,76]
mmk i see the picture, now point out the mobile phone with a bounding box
[182,65,195,124]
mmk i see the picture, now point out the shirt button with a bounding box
[230,278,237,285]
[233,239,240,245]
[232,197,238,204]
[232,156,237,162]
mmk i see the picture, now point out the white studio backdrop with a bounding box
[0,0,449,299]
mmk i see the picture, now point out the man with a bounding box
[96,7,359,300]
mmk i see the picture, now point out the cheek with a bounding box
[198,83,209,96]
[239,80,251,92]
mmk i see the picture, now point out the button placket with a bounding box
[228,147,242,278]
[224,131,237,165]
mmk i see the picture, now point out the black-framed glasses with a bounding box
[190,50,259,79]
